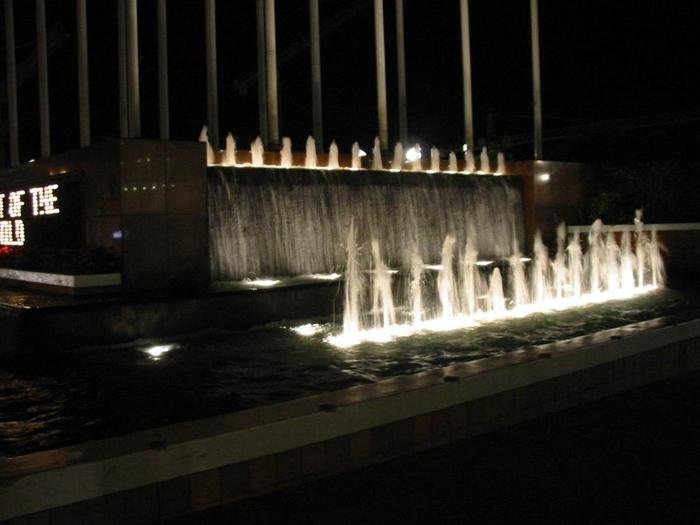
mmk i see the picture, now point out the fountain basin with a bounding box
[2,308,700,522]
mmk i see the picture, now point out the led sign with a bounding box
[0,183,69,247]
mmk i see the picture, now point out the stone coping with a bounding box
[0,268,121,288]
[568,222,700,233]
[1,312,700,521]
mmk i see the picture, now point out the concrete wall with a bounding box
[0,140,209,292]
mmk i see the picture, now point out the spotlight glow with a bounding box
[144,345,175,360]
[246,278,281,287]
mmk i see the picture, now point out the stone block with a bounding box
[301,442,326,476]
[190,468,220,511]
[275,448,303,484]
[220,462,250,502]
[158,475,191,519]
[249,455,276,492]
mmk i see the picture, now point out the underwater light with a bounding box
[246,278,281,287]
[145,345,175,360]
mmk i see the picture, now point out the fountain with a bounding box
[280,137,293,168]
[392,143,404,170]
[324,212,663,348]
[448,152,458,172]
[496,152,506,174]
[250,136,265,166]
[465,149,476,173]
[328,141,340,169]
[410,145,422,171]
[209,167,523,280]
[351,142,362,169]
[224,132,237,166]
[199,125,215,165]
[437,236,457,318]
[409,249,424,324]
[430,147,441,172]
[371,137,383,170]
[480,146,490,173]
[305,136,318,168]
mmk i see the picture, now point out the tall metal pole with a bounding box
[205,0,219,148]
[126,0,140,138]
[309,0,323,151]
[459,0,474,153]
[373,0,388,150]
[264,0,280,148]
[4,0,18,165]
[530,0,543,159]
[36,0,50,157]
[395,0,407,146]
[256,0,268,145]
[76,0,90,146]
[117,0,128,137]
[157,0,170,140]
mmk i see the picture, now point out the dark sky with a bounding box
[2,0,700,162]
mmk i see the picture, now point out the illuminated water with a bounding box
[209,169,524,280]
[1,287,697,457]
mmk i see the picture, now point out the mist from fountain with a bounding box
[430,147,441,172]
[371,240,396,328]
[372,137,383,170]
[448,152,458,172]
[199,125,215,165]
[437,236,457,318]
[250,136,265,166]
[553,223,568,298]
[461,239,481,315]
[328,141,340,169]
[497,152,506,174]
[392,143,404,170]
[480,146,490,173]
[342,220,363,335]
[224,133,237,166]
[351,142,362,169]
[305,136,318,168]
[532,231,551,303]
[411,145,422,171]
[410,249,424,325]
[280,137,293,168]
[465,150,476,173]
[509,244,530,307]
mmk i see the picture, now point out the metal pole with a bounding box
[117,0,128,137]
[76,0,90,146]
[530,0,543,159]
[265,0,280,148]
[126,0,141,138]
[459,0,474,153]
[4,0,18,166]
[395,0,407,146]
[157,0,170,140]
[205,0,219,148]
[256,0,268,145]
[373,0,388,150]
[36,0,50,157]
[309,0,323,151]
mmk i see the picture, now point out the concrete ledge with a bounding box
[0,268,121,295]
[2,314,700,523]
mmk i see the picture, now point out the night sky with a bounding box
[2,0,700,163]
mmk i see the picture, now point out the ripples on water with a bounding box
[1,288,697,457]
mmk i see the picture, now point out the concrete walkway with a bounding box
[169,370,700,524]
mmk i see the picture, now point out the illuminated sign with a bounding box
[0,182,80,248]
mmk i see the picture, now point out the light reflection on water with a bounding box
[0,288,698,457]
